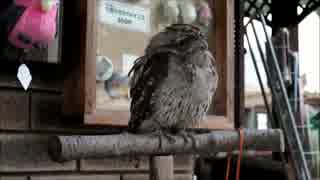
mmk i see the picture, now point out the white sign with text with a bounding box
[98,0,150,33]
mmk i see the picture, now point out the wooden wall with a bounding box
[0,61,194,180]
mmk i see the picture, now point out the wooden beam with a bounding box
[211,0,235,125]
[62,0,86,117]
[62,0,97,117]
[83,0,97,114]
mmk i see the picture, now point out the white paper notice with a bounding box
[17,64,32,91]
[98,0,150,33]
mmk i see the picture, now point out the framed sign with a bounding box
[63,0,235,130]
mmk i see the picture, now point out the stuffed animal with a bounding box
[196,1,212,26]
[9,0,58,49]
[179,0,197,24]
[0,0,58,58]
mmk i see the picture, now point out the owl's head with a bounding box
[168,24,213,68]
[146,24,208,55]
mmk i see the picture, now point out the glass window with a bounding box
[95,0,214,112]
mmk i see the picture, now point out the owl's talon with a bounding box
[187,133,198,151]
[177,131,197,151]
[164,133,176,144]
[129,156,141,168]
[179,132,190,146]
[149,131,164,150]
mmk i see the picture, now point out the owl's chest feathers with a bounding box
[175,64,213,103]
[153,64,212,127]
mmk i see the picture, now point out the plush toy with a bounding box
[157,0,197,27]
[9,0,58,49]
[0,0,58,57]
[196,0,212,27]
[158,0,180,25]
[179,0,197,24]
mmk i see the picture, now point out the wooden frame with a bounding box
[63,0,235,130]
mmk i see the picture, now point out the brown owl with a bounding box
[128,24,218,140]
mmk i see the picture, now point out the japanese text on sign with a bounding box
[98,0,150,33]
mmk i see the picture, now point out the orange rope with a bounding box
[225,129,245,180]
[225,151,232,180]
[236,129,244,180]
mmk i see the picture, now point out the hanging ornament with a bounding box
[179,0,197,24]
[158,0,180,25]
[17,63,32,91]
[96,56,114,82]
[196,1,212,27]
[104,72,129,99]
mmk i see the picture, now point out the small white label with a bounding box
[17,64,32,91]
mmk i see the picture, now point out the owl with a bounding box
[128,24,218,141]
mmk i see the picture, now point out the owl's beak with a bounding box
[41,0,55,12]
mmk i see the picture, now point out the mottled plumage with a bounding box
[128,24,218,134]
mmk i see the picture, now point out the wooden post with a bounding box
[150,156,174,180]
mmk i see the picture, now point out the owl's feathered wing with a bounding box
[128,52,170,131]
[128,24,218,133]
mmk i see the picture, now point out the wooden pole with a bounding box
[49,129,285,162]
[150,156,174,180]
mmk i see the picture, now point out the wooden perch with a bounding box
[49,129,285,162]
